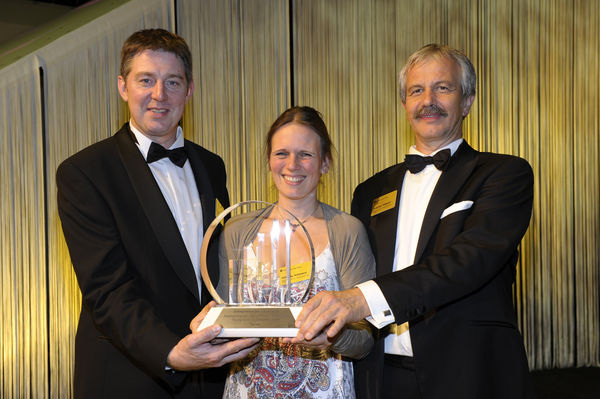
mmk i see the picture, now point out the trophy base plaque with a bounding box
[198,305,302,337]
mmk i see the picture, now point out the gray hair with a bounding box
[399,43,476,102]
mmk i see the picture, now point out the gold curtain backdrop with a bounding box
[178,0,291,204]
[0,0,598,397]
[0,56,46,399]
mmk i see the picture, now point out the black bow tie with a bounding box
[146,142,187,167]
[404,149,451,174]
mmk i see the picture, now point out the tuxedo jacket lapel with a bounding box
[185,142,221,295]
[370,165,407,276]
[414,142,478,262]
[185,141,215,232]
[114,127,200,301]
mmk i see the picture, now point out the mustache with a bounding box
[416,104,448,118]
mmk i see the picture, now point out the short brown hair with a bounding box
[120,28,192,84]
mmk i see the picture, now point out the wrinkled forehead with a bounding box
[408,53,460,75]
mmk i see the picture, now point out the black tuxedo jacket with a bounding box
[57,124,230,398]
[351,141,536,399]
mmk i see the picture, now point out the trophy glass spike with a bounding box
[197,201,315,338]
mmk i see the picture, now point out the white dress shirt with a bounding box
[130,123,204,301]
[357,139,463,356]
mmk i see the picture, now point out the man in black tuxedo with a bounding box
[57,29,258,399]
[293,44,536,398]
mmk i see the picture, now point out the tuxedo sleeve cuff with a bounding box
[356,280,395,328]
[164,367,188,387]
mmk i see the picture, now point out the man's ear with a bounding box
[462,94,475,117]
[117,76,128,102]
[185,80,194,104]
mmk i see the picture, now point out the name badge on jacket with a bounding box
[371,190,397,216]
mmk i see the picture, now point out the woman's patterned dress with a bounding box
[223,245,355,399]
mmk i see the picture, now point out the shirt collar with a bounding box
[408,138,463,157]
[129,121,185,159]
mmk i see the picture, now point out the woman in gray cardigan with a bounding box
[218,106,375,398]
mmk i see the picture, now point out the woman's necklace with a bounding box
[283,203,320,232]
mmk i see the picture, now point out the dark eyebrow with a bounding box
[132,72,185,80]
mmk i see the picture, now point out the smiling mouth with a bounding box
[283,175,305,183]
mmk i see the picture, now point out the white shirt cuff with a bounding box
[356,280,395,329]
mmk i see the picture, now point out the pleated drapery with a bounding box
[0,56,47,399]
[1,0,598,397]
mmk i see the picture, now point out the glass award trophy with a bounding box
[197,201,315,337]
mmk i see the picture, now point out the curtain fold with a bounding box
[0,56,47,399]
